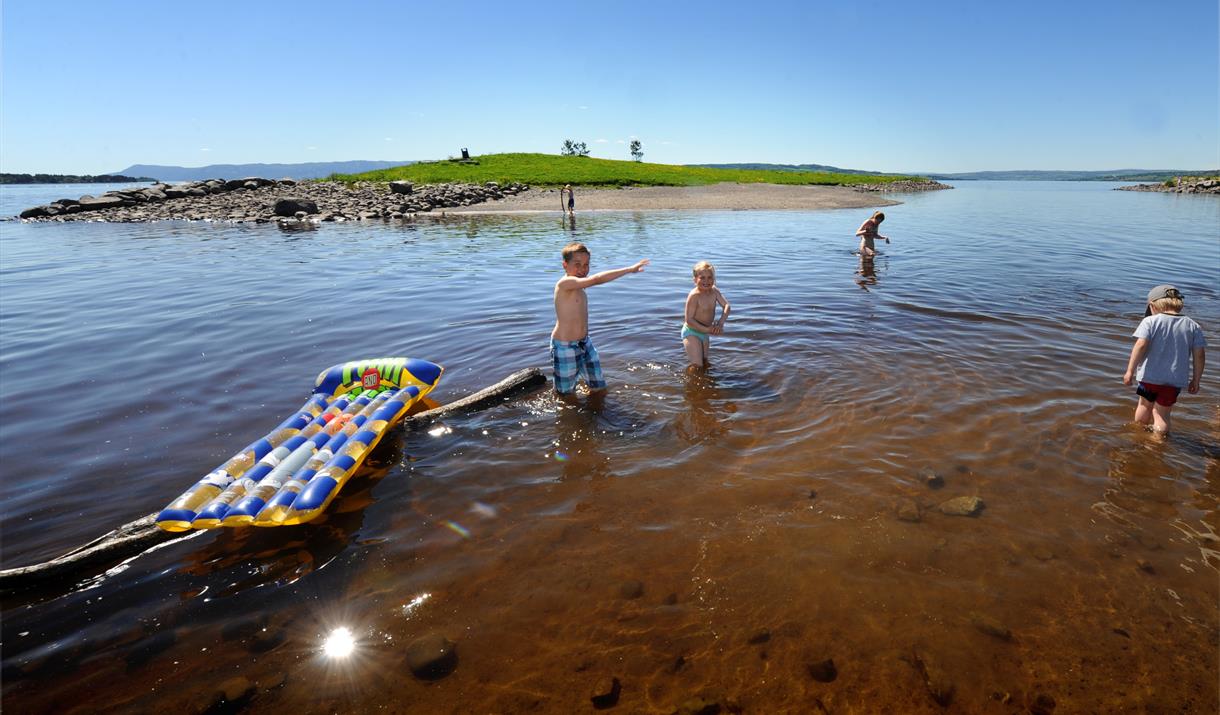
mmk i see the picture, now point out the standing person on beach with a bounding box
[855,211,889,256]
[561,184,575,215]
[1122,284,1206,435]
[551,242,649,395]
[682,261,731,368]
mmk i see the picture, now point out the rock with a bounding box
[807,658,838,682]
[938,496,984,517]
[969,612,1012,641]
[912,650,954,706]
[1029,692,1056,714]
[619,580,644,599]
[662,593,678,605]
[78,195,129,210]
[919,468,945,489]
[897,499,922,522]
[19,206,50,219]
[672,696,722,715]
[390,180,414,195]
[747,629,771,645]
[405,632,457,680]
[274,198,318,216]
[590,676,621,709]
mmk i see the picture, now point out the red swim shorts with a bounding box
[1136,381,1181,407]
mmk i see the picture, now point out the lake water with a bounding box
[1,182,1217,713]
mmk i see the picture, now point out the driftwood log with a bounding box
[0,367,546,594]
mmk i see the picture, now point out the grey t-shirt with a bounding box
[1133,313,1207,387]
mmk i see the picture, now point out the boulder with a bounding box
[273,198,318,217]
[19,206,50,219]
[78,196,129,210]
[389,181,414,195]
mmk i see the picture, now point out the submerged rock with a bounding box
[807,658,838,682]
[937,496,984,517]
[405,632,458,680]
[590,676,621,709]
[969,612,1013,641]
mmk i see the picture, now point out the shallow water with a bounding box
[1,182,1217,713]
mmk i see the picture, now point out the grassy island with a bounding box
[329,152,926,188]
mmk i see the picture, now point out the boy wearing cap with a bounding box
[1122,284,1207,434]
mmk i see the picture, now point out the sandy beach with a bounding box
[443,182,901,213]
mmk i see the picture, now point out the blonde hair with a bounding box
[1150,296,1184,313]
[692,260,715,278]
[871,211,885,222]
[562,242,589,262]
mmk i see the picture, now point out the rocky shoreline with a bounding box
[1116,176,1219,194]
[851,179,953,193]
[16,179,530,223]
[15,177,950,223]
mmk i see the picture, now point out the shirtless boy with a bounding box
[682,261,731,368]
[855,211,890,256]
[551,242,649,394]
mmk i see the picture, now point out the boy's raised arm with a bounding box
[560,259,649,290]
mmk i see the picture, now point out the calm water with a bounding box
[1,182,1217,713]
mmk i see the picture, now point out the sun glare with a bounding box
[322,626,356,659]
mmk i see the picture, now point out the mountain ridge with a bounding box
[112,160,415,182]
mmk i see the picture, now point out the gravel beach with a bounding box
[444,182,902,213]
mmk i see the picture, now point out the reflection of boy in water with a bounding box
[551,242,649,395]
[1122,284,1207,435]
[682,261,731,368]
[855,211,889,256]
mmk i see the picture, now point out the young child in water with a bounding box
[1122,284,1207,435]
[682,261,731,368]
[551,242,649,395]
[855,211,889,256]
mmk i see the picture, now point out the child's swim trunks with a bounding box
[681,324,709,344]
[550,336,605,394]
[1136,381,1181,407]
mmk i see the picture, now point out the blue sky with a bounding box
[2,0,1216,174]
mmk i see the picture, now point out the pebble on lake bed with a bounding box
[937,496,985,517]
[405,632,458,680]
[590,676,621,709]
[807,658,838,682]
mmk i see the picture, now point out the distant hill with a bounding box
[1,172,156,184]
[923,169,1219,181]
[690,162,882,175]
[334,153,923,187]
[112,160,415,182]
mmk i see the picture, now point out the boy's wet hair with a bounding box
[562,242,589,262]
[872,211,885,222]
[692,260,715,277]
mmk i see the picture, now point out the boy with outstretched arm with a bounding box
[1122,284,1206,435]
[551,242,649,395]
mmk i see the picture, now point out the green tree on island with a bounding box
[561,139,590,157]
[629,139,643,162]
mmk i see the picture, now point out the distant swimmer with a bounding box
[855,211,889,257]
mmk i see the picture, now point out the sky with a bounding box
[1,0,1216,174]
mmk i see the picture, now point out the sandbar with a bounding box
[443,182,901,213]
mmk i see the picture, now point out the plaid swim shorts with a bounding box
[550,336,606,394]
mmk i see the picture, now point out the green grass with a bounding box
[327,152,927,187]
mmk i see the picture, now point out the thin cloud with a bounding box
[199,147,211,152]
[578,105,589,110]
[384,137,394,142]
[595,138,609,143]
